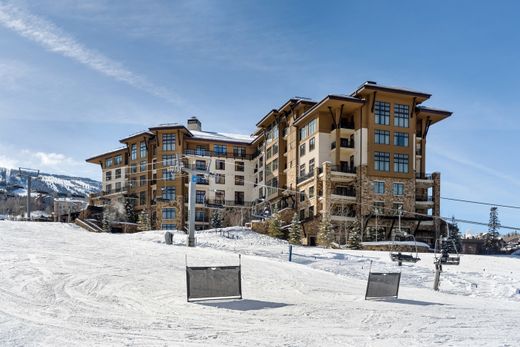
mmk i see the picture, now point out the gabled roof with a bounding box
[293,94,365,127]
[189,130,256,144]
[255,97,316,128]
[118,130,155,143]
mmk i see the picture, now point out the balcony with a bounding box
[297,171,315,184]
[331,139,355,160]
[330,123,355,139]
[416,172,434,187]
[416,195,434,208]
[184,149,253,160]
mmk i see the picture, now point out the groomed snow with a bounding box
[0,222,519,346]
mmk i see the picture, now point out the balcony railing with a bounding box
[297,171,314,183]
[333,188,356,197]
[416,195,433,202]
[331,122,355,131]
[184,149,253,160]
[330,165,356,174]
[331,139,355,150]
[416,173,433,180]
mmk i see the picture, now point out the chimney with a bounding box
[187,116,201,131]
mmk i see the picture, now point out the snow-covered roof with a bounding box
[189,130,256,144]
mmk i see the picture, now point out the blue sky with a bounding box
[0,0,519,234]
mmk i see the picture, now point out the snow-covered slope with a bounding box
[0,221,519,346]
[0,167,100,197]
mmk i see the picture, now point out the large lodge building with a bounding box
[86,81,452,246]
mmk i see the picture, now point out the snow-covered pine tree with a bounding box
[211,210,223,230]
[125,198,137,223]
[101,207,111,232]
[137,210,151,231]
[268,213,283,239]
[484,207,501,254]
[317,215,335,247]
[348,224,362,249]
[448,216,462,253]
[288,212,302,245]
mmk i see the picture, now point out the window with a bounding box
[373,181,385,194]
[140,160,147,172]
[215,174,225,184]
[375,130,390,145]
[195,210,206,222]
[162,208,176,220]
[233,146,246,158]
[162,187,175,201]
[162,224,176,230]
[309,137,316,151]
[140,141,147,158]
[393,202,404,214]
[266,147,272,160]
[309,186,315,198]
[308,119,317,135]
[235,191,245,205]
[394,104,409,128]
[299,164,306,177]
[308,205,314,217]
[215,160,225,170]
[214,144,227,155]
[374,101,390,125]
[300,190,306,202]
[272,159,278,171]
[394,132,409,147]
[299,127,307,140]
[139,191,146,205]
[272,143,278,155]
[115,169,121,179]
[162,134,176,151]
[373,201,385,214]
[394,153,409,173]
[195,145,209,156]
[130,163,137,174]
[163,168,175,181]
[105,171,112,181]
[299,209,305,220]
[235,175,244,186]
[140,175,146,186]
[393,183,405,196]
[374,152,390,171]
[215,190,225,203]
[105,184,112,194]
[299,143,306,156]
[131,144,137,160]
[195,160,206,171]
[163,154,176,167]
[115,182,121,192]
[196,190,205,204]
[258,156,264,167]
[258,171,263,182]
[114,155,122,165]
[105,158,113,168]
[235,161,244,172]
[309,158,315,173]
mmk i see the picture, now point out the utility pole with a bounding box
[18,168,39,221]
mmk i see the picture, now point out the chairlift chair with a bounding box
[433,221,461,266]
[389,207,421,265]
[389,232,421,264]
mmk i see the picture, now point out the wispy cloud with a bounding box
[0,2,179,103]
[0,144,98,179]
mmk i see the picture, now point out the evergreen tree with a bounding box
[484,207,501,254]
[268,213,283,239]
[288,212,302,245]
[101,207,111,232]
[211,210,223,230]
[125,198,137,223]
[348,224,363,249]
[317,215,335,247]
[137,210,151,231]
[447,216,462,253]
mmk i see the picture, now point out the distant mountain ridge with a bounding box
[0,167,101,197]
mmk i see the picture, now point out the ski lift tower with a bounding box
[18,167,40,220]
[181,156,211,247]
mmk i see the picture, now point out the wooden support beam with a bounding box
[371,91,377,113]
[328,106,337,129]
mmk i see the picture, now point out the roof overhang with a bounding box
[293,95,365,127]
[118,130,155,143]
[86,147,127,163]
[416,106,452,124]
[353,82,431,104]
